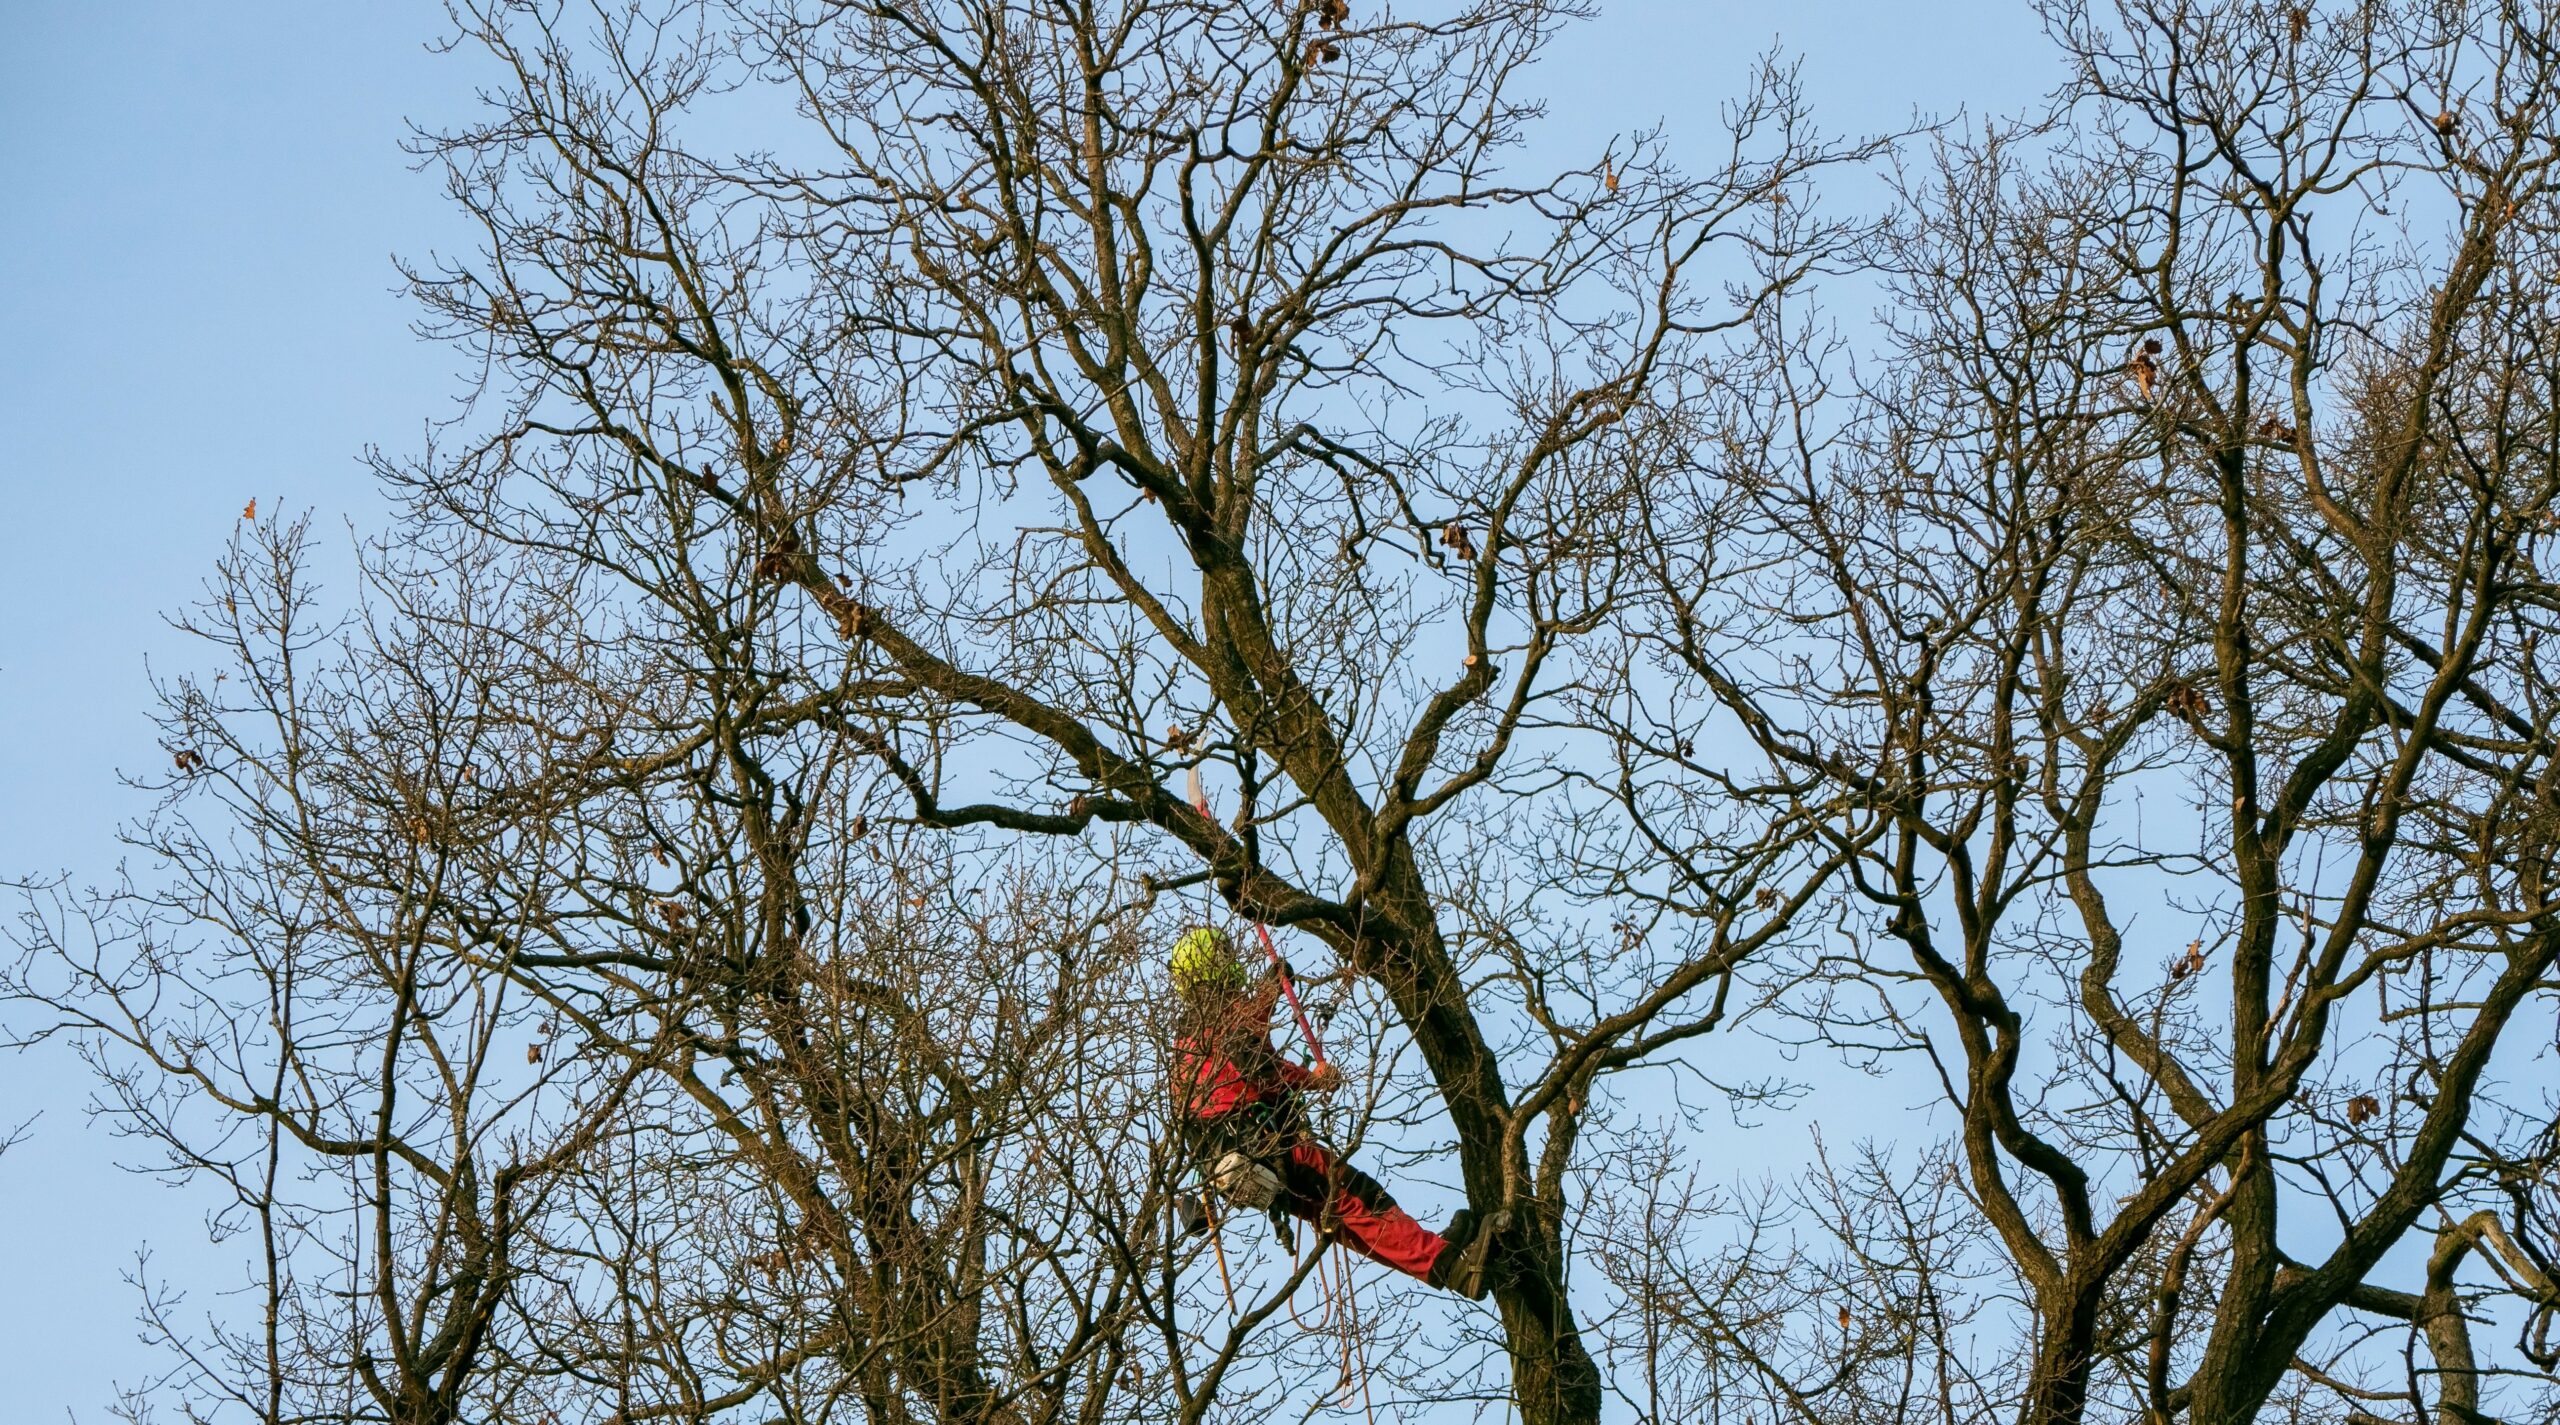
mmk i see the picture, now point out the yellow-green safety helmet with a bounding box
[1170,925,1246,993]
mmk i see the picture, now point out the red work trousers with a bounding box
[1272,1140,1449,1283]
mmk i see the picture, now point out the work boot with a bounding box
[1424,1208,1475,1290]
[1428,1206,1509,1300]
[1424,1216,1465,1290]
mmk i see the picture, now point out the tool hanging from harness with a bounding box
[1205,1149,1281,1211]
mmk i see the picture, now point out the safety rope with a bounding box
[1250,920,1328,1065]
[1336,1247,1378,1425]
[1285,1237,1377,1423]
[1186,764,1328,1064]
[1285,1240,1335,1332]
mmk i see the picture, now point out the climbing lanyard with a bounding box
[1251,921,1327,1068]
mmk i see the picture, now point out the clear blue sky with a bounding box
[0,3,2053,1416]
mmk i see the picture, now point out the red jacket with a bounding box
[1174,994,1317,1121]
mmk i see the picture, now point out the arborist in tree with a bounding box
[1168,925,1505,1299]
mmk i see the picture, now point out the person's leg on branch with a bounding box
[1275,1141,1501,1297]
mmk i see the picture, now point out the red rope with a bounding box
[1250,921,1326,1068]
[1285,1231,1335,1332]
[1336,1248,1378,1425]
[1189,771,1327,1068]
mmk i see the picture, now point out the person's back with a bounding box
[1174,958,1315,1132]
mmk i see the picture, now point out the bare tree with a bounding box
[359,1,1872,1420]
[20,4,2560,1425]
[1609,2,2560,1422]
[6,513,1190,1425]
